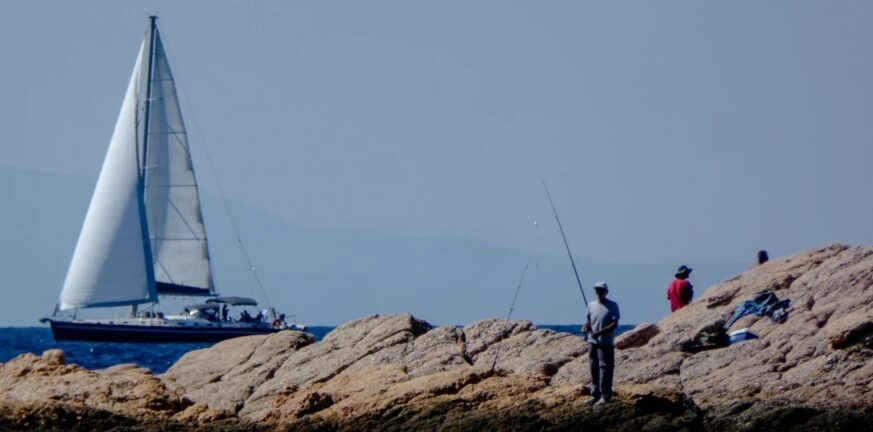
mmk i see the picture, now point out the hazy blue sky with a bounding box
[2,1,871,324]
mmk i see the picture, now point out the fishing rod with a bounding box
[542,180,589,307]
[490,221,539,372]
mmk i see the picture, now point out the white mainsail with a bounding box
[60,42,157,310]
[144,29,214,295]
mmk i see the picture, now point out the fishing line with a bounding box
[542,180,588,306]
[542,180,593,340]
[490,220,540,372]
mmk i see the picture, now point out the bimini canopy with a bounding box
[206,296,258,307]
[186,303,220,312]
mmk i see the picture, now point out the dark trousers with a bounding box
[588,343,615,400]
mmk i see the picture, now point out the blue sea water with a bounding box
[0,324,632,374]
[0,326,334,374]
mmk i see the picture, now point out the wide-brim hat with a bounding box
[675,265,692,277]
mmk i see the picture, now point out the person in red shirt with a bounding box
[667,265,693,312]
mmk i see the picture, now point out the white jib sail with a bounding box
[59,42,157,310]
[144,30,214,294]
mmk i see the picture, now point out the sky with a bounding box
[1,1,872,325]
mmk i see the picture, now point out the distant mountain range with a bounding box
[0,167,746,327]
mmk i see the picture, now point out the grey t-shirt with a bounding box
[586,298,621,346]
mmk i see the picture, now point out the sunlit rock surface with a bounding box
[2,244,872,430]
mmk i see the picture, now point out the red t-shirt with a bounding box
[667,278,693,312]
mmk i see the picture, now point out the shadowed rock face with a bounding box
[2,245,872,430]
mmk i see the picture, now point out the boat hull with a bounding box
[47,319,282,343]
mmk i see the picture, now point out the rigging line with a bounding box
[163,36,272,309]
[490,220,540,373]
[186,101,270,307]
[154,259,175,284]
[165,198,200,238]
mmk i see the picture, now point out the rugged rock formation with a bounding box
[0,349,250,431]
[2,244,872,430]
[614,244,873,420]
[615,322,660,350]
[163,314,696,430]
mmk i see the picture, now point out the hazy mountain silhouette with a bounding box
[0,167,746,327]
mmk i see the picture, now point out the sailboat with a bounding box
[41,16,301,343]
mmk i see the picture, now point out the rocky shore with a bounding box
[2,244,871,431]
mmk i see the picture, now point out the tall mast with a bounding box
[141,15,158,176]
[133,15,160,315]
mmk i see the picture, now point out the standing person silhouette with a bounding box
[667,265,694,312]
[583,281,620,406]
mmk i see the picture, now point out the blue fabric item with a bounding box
[767,299,791,323]
[724,291,789,330]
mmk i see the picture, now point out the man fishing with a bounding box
[582,281,620,406]
[541,182,619,405]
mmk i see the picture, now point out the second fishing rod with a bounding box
[492,182,590,372]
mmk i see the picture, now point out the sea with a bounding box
[0,324,632,374]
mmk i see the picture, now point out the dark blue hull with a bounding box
[48,320,280,343]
